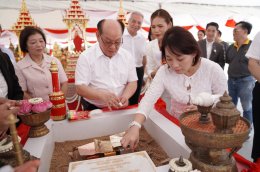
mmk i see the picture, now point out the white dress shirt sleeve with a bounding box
[127,52,138,82]
[136,66,166,118]
[246,31,260,60]
[75,52,92,85]
[146,42,156,76]
[146,40,161,76]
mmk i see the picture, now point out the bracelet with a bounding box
[128,121,141,129]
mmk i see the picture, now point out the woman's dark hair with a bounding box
[148,27,152,41]
[19,26,46,53]
[161,26,201,66]
[150,9,173,26]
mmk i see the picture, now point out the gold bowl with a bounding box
[19,109,51,138]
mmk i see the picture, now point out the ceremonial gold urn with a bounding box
[179,92,250,172]
[49,61,67,121]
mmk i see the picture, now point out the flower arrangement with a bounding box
[18,98,53,115]
[17,98,52,137]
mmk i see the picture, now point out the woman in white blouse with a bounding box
[146,9,173,78]
[145,9,173,112]
[121,26,227,150]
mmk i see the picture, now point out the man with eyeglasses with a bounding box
[122,11,147,105]
[75,19,137,111]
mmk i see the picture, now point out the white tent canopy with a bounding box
[1,0,260,48]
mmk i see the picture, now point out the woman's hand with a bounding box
[121,126,140,151]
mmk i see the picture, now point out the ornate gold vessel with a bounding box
[211,92,241,134]
[179,92,250,172]
[19,109,50,138]
[49,61,67,121]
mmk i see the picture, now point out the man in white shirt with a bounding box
[246,31,260,163]
[75,19,137,110]
[122,11,146,105]
[198,22,225,69]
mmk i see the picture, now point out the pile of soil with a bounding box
[49,128,170,172]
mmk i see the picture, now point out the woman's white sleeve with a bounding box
[136,67,166,118]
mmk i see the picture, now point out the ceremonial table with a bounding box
[23,108,189,172]
[22,104,255,171]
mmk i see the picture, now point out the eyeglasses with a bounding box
[100,36,123,48]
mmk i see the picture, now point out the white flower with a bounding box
[191,92,214,106]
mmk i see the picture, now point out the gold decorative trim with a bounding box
[104,151,116,157]
[52,115,66,121]
[50,61,58,72]
[67,75,75,79]
[53,103,65,108]
[49,91,64,97]
[66,68,76,72]
[49,96,65,101]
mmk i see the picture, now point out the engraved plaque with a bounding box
[68,151,156,172]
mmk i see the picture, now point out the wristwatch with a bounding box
[128,121,141,129]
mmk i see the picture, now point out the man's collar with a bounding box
[125,29,131,36]
[234,38,250,48]
[206,39,214,44]
[125,28,138,37]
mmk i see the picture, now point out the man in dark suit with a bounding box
[198,22,225,69]
[0,49,23,137]
[0,49,23,101]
